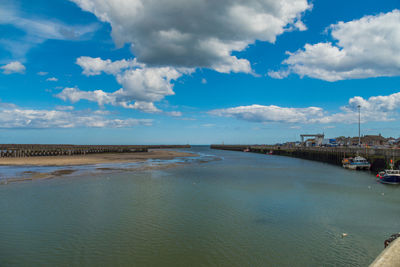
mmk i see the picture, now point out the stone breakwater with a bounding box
[0,144,190,158]
[210,145,400,172]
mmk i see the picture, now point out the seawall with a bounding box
[0,144,191,158]
[370,238,400,266]
[210,145,400,172]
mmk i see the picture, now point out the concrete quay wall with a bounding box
[370,238,400,266]
[210,145,400,172]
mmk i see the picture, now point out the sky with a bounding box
[0,0,400,145]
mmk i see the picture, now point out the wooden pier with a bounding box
[0,144,190,158]
[211,145,400,172]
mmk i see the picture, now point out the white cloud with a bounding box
[271,9,400,81]
[321,92,400,123]
[70,0,311,73]
[166,111,182,117]
[55,105,74,111]
[267,70,290,79]
[209,92,400,124]
[0,102,152,128]
[58,57,190,115]
[130,101,161,113]
[46,77,58,82]
[1,61,25,74]
[56,87,116,107]
[115,67,184,103]
[76,56,143,76]
[210,104,325,123]
[63,1,312,115]
[0,4,98,59]
[37,71,48,76]
[201,78,207,84]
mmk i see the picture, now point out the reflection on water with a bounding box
[0,146,399,266]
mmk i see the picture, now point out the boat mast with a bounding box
[390,149,394,170]
[358,105,361,147]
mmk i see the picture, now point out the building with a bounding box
[361,134,387,146]
[301,134,324,146]
[335,134,391,147]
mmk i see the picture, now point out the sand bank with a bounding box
[0,150,197,166]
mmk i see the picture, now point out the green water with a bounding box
[0,147,399,266]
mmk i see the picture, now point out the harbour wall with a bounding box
[0,144,191,158]
[210,145,400,172]
[370,238,400,266]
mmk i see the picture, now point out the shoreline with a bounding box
[0,150,198,184]
[0,150,197,167]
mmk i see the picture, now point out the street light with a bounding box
[358,105,361,147]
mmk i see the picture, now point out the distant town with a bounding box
[277,134,400,148]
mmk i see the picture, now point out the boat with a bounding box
[376,169,400,184]
[376,159,400,184]
[342,156,371,170]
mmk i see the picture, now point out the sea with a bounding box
[0,146,399,266]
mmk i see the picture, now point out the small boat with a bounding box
[377,170,400,184]
[376,159,400,184]
[243,148,250,152]
[267,150,273,155]
[342,156,371,170]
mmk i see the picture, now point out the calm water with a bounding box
[0,146,399,266]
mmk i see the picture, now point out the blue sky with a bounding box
[0,0,400,144]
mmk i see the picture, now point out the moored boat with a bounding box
[342,156,371,170]
[377,170,400,184]
[376,159,400,184]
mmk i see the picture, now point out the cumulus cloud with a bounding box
[210,104,325,123]
[129,101,161,113]
[267,70,289,79]
[46,77,58,82]
[115,66,185,103]
[271,9,400,81]
[0,4,98,59]
[37,71,48,76]
[0,102,152,128]
[209,92,400,124]
[58,57,188,115]
[57,85,182,115]
[70,0,311,73]
[63,1,312,115]
[76,56,143,76]
[321,92,400,123]
[57,87,116,107]
[1,61,25,74]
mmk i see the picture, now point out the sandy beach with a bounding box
[0,150,197,166]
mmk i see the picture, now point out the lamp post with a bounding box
[358,105,361,147]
